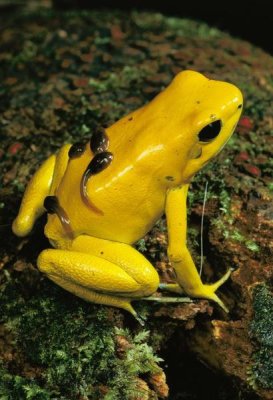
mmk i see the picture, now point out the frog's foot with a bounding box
[142,295,192,303]
[159,282,184,295]
[130,309,146,326]
[160,270,231,312]
[188,269,231,312]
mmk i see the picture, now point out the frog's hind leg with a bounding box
[45,265,136,317]
[37,235,160,318]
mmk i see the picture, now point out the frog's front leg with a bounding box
[37,235,159,318]
[12,144,71,237]
[164,184,230,312]
[12,154,56,237]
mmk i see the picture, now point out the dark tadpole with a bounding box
[44,196,74,239]
[90,127,109,154]
[68,142,86,159]
[80,151,113,215]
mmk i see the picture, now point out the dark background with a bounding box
[53,0,273,55]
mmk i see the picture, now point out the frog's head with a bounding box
[157,70,243,182]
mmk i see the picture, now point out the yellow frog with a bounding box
[12,70,243,319]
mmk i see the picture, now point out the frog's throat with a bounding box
[44,196,74,240]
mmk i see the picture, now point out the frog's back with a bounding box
[45,123,178,245]
[45,70,242,245]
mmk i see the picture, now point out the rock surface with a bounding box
[0,7,272,400]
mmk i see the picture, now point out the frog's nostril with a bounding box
[238,104,243,109]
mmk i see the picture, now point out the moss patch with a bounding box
[0,362,50,400]
[0,274,162,399]
[249,284,273,390]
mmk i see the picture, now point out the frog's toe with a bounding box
[129,305,146,326]
[134,313,146,326]
[188,269,231,312]
[206,291,229,313]
[210,268,232,291]
[190,284,228,312]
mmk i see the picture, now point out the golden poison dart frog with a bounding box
[12,71,243,319]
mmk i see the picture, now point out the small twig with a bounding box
[200,181,208,277]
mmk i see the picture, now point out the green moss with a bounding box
[245,240,260,253]
[249,284,273,389]
[211,220,260,253]
[0,362,50,400]
[135,238,147,252]
[228,229,260,252]
[111,328,162,396]
[0,276,161,399]
[89,66,150,94]
[194,166,261,253]
[132,11,223,39]
[11,40,38,66]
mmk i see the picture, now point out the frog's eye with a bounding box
[198,120,222,142]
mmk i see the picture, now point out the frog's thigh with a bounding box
[38,236,159,312]
[38,248,140,314]
[71,235,160,297]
